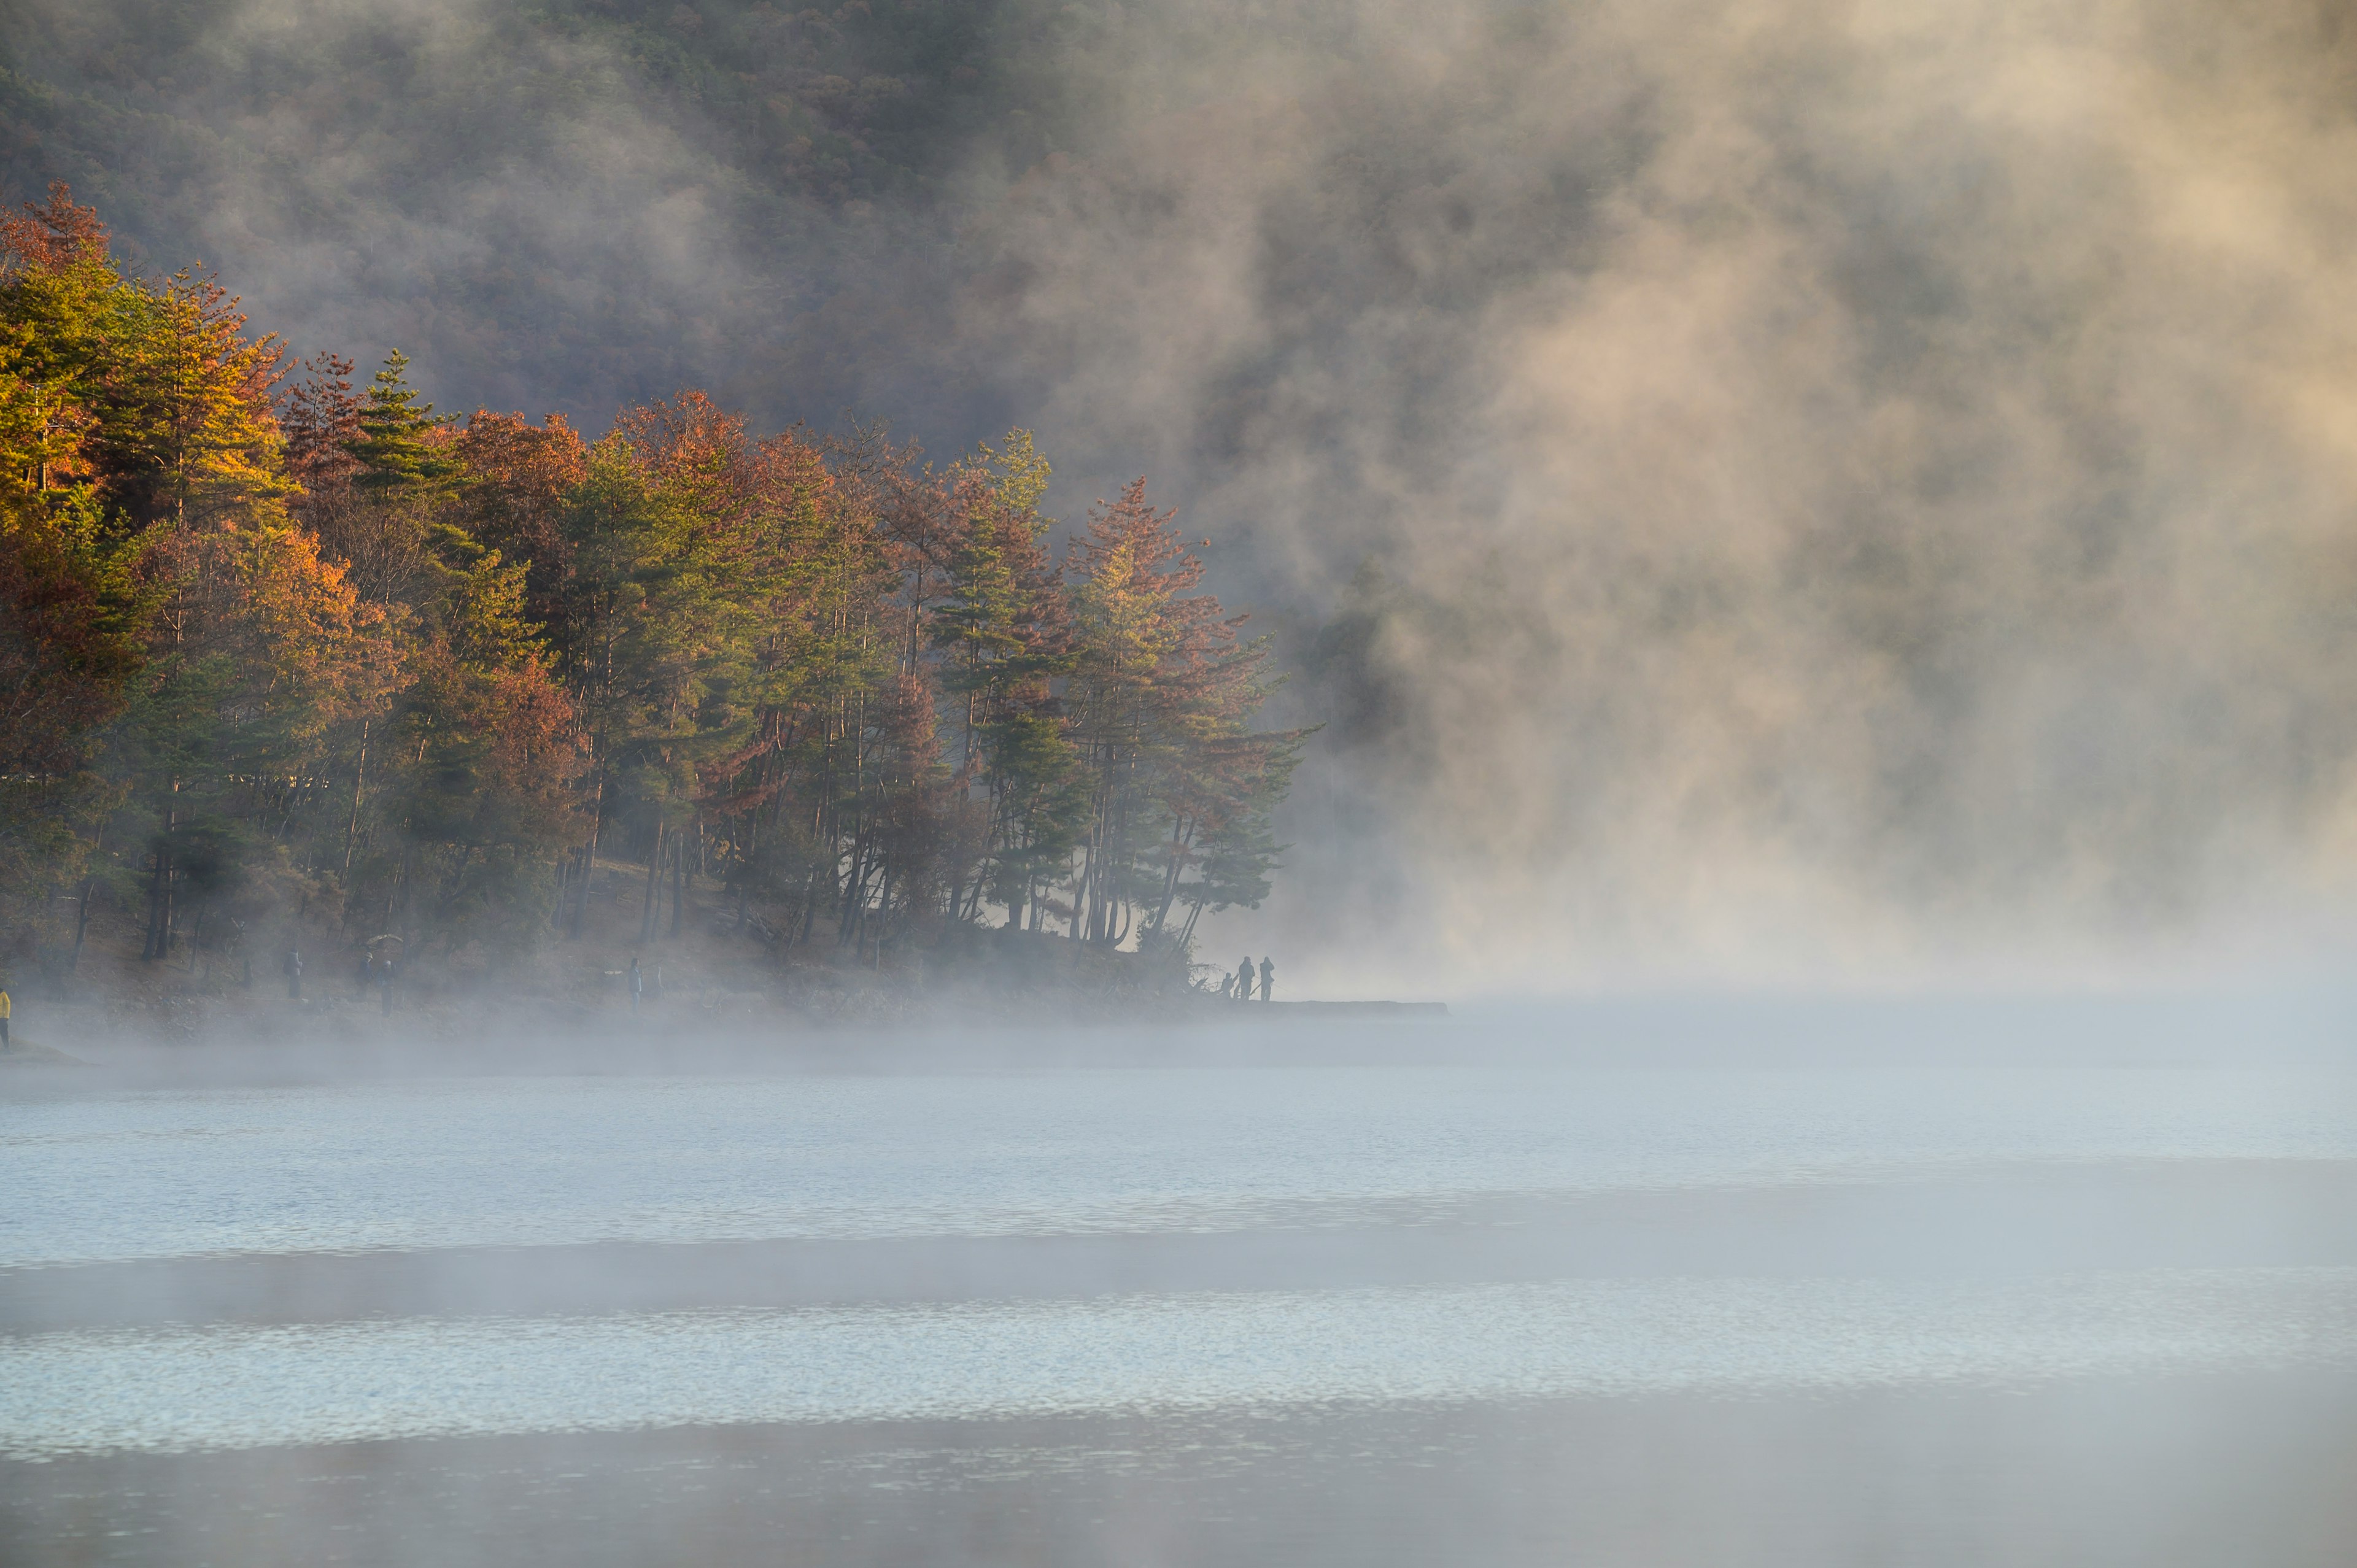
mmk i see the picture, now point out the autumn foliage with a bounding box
[0,187,1301,987]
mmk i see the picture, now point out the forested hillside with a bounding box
[0,187,1304,994]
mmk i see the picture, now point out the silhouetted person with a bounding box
[1236,957,1255,1002]
[378,956,395,1016]
[629,957,644,1016]
[1259,956,1275,1002]
[284,946,302,1000]
[1218,971,1234,1000]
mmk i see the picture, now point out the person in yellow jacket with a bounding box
[0,986,12,1049]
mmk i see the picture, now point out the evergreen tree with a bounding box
[349,351,456,494]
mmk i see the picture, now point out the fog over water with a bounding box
[10,6,2357,1556]
[14,0,2357,986]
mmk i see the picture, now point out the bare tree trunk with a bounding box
[836,836,870,946]
[71,871,97,971]
[736,811,760,931]
[71,822,105,974]
[669,822,689,939]
[341,717,371,879]
[1070,841,1094,944]
[570,768,608,940]
[142,801,177,962]
[793,867,823,951]
[868,866,890,968]
[141,849,167,961]
[639,819,665,944]
[1147,817,1191,936]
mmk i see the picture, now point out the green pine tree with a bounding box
[349,350,455,493]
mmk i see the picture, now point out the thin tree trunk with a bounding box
[796,860,826,949]
[141,850,166,961]
[1148,818,1192,936]
[72,871,97,971]
[836,836,869,945]
[71,821,104,973]
[570,767,608,940]
[342,718,371,877]
[868,867,889,968]
[737,809,760,931]
[142,800,177,962]
[669,822,689,939]
[639,819,665,943]
[1070,840,1094,943]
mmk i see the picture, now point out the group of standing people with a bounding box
[1223,956,1275,1002]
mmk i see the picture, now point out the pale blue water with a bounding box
[5,1067,2350,1267]
[4,1056,2357,1558]
[7,1269,2356,1459]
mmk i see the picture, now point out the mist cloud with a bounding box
[945,0,2357,985]
[14,0,2357,986]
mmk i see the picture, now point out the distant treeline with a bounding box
[0,186,1304,981]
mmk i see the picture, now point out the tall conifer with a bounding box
[349,350,455,493]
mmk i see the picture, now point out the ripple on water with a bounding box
[5,1269,2356,1459]
[6,1067,2354,1267]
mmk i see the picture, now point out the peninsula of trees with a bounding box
[0,187,1304,1001]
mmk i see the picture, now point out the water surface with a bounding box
[5,1050,2353,1565]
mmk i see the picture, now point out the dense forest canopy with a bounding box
[0,185,1304,986]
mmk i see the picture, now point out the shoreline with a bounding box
[0,992,1457,1088]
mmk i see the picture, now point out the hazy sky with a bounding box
[19,0,2357,989]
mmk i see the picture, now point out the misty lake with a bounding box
[6,1035,2356,1566]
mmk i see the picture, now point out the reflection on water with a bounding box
[7,1269,2357,1458]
